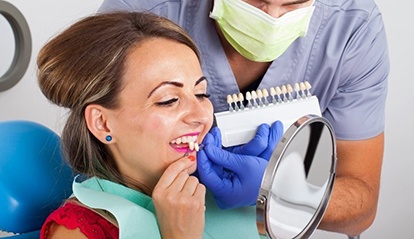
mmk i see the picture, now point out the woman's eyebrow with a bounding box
[147,76,206,98]
[195,76,207,86]
[147,81,184,98]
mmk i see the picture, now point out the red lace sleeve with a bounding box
[40,201,119,239]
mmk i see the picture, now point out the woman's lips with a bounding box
[170,144,190,153]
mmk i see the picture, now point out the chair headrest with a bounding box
[0,120,74,234]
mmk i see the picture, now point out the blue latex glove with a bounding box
[225,121,283,161]
[197,128,269,209]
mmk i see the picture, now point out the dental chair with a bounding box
[0,120,74,238]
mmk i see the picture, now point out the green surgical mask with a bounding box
[210,0,315,62]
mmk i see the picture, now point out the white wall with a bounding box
[0,0,103,133]
[0,0,412,238]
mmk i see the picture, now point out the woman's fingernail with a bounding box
[188,155,196,161]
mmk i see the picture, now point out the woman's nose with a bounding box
[183,96,212,126]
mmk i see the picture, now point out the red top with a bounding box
[40,201,119,239]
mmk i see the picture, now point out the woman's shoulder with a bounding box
[40,200,119,239]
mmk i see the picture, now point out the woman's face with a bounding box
[105,38,213,191]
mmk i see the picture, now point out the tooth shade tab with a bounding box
[294,83,301,99]
[305,81,312,97]
[281,85,287,94]
[232,93,238,102]
[300,82,306,99]
[246,91,253,109]
[245,91,252,100]
[232,93,240,111]
[262,89,269,97]
[256,89,264,106]
[251,91,259,107]
[262,89,270,105]
[227,94,234,112]
[270,87,277,104]
[256,89,263,98]
[287,84,293,101]
[238,92,245,110]
[227,94,233,103]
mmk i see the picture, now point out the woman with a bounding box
[38,12,261,239]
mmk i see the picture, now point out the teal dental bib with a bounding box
[72,176,259,239]
[72,176,161,238]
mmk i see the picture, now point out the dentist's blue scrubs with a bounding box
[99,0,389,141]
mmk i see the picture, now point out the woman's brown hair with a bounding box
[37,11,200,189]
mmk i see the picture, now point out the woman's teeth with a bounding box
[171,135,197,144]
[171,136,200,152]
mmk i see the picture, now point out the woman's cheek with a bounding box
[147,115,172,131]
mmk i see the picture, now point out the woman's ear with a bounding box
[84,104,113,144]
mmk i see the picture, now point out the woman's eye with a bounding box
[195,93,211,100]
[155,98,178,106]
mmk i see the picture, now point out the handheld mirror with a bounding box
[256,114,337,238]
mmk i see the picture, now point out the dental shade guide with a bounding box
[215,81,322,147]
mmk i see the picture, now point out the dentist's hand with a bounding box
[197,127,270,209]
[225,121,283,161]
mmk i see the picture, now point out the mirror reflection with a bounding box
[257,115,336,239]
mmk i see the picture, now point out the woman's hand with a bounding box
[152,156,206,239]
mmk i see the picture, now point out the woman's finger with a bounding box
[154,156,195,190]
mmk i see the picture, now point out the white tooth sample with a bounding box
[287,84,293,101]
[238,92,245,110]
[192,136,197,142]
[194,142,200,152]
[281,85,288,102]
[256,89,264,106]
[262,88,270,105]
[275,86,282,102]
[270,87,277,104]
[227,94,234,112]
[256,89,263,98]
[275,86,282,95]
[227,94,233,103]
[305,81,312,97]
[171,139,176,144]
[246,91,253,109]
[300,82,306,99]
[232,93,240,110]
[189,141,195,150]
[294,83,300,99]
[251,90,258,107]
[176,138,182,144]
